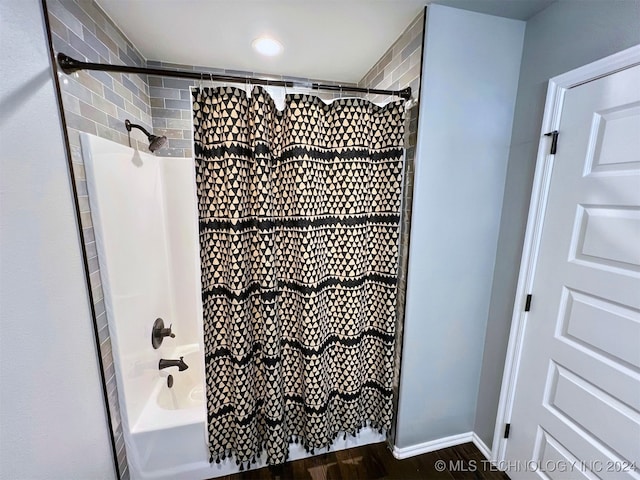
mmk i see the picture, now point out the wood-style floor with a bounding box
[218,442,510,480]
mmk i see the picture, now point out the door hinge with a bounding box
[524,294,532,312]
[504,423,511,439]
[544,130,559,154]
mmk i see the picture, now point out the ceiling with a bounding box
[435,0,554,20]
[96,0,555,84]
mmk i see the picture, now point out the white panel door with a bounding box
[505,65,640,479]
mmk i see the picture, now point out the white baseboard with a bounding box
[392,431,493,460]
[471,432,492,460]
[392,431,474,459]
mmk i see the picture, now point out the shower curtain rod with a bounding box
[57,53,412,100]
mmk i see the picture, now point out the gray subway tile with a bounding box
[103,87,125,109]
[168,138,192,149]
[149,86,180,99]
[65,111,97,134]
[51,31,82,61]
[100,338,112,361]
[164,62,196,71]
[102,20,127,52]
[89,270,101,288]
[391,59,411,82]
[61,91,81,114]
[68,29,100,62]
[94,298,106,317]
[80,211,92,229]
[123,99,142,119]
[162,78,195,89]
[88,70,114,90]
[155,128,183,139]
[72,162,86,180]
[165,99,191,110]
[97,323,109,345]
[76,71,104,96]
[80,100,108,126]
[165,118,190,129]
[75,178,88,196]
[59,0,95,33]
[148,76,163,87]
[151,108,182,119]
[113,79,133,102]
[131,94,150,115]
[118,47,137,67]
[90,92,118,117]
[121,75,140,97]
[92,284,104,303]
[150,98,164,108]
[87,255,99,273]
[95,25,118,55]
[82,25,109,59]
[95,124,124,145]
[48,12,69,41]
[152,117,167,128]
[126,45,143,66]
[401,34,422,61]
[47,1,83,38]
[78,195,90,213]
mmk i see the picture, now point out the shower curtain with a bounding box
[192,86,405,467]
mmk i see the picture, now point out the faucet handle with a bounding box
[152,318,176,349]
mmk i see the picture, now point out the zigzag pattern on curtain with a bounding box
[192,86,406,468]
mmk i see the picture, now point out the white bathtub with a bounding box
[131,344,208,479]
[80,133,212,480]
[81,133,385,480]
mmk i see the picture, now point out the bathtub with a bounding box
[130,344,208,479]
[81,132,385,480]
[80,133,213,480]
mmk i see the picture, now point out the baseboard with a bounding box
[392,432,474,459]
[471,432,492,460]
[392,431,493,460]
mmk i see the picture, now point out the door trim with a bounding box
[491,44,640,465]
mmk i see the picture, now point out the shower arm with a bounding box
[125,119,152,139]
[57,53,412,100]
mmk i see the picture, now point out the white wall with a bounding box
[0,1,115,478]
[475,0,640,448]
[395,5,524,449]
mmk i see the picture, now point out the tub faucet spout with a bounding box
[159,356,188,371]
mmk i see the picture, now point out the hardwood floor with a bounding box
[216,442,510,480]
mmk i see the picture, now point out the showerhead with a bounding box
[124,119,168,153]
[148,134,168,153]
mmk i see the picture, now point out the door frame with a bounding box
[491,44,640,465]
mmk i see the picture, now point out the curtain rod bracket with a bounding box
[58,53,82,74]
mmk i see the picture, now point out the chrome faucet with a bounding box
[158,356,188,371]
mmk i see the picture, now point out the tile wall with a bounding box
[47,0,423,476]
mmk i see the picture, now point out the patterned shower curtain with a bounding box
[192,86,405,468]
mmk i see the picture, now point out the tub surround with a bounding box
[81,133,206,479]
[81,133,386,479]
